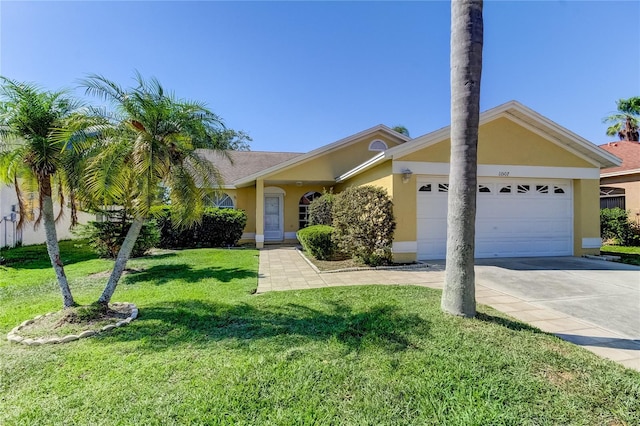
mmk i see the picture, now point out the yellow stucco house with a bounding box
[203,101,620,262]
[599,140,640,222]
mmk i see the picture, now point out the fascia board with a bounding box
[234,124,405,186]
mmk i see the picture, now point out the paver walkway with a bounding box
[257,246,640,371]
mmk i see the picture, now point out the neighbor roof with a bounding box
[198,150,302,187]
[599,141,640,177]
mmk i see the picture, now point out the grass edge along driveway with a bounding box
[1,241,639,425]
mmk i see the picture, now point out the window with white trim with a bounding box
[298,191,322,229]
[208,193,235,208]
[368,139,388,152]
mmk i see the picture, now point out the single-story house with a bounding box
[599,140,640,221]
[202,101,620,262]
[0,184,94,248]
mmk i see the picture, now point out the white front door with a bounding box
[264,195,284,241]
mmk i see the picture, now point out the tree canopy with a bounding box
[603,97,640,141]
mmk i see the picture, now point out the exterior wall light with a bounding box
[401,169,413,183]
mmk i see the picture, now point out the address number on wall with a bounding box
[498,171,510,177]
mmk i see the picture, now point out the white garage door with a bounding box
[417,177,573,259]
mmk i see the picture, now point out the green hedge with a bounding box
[297,225,336,260]
[80,220,160,259]
[155,206,247,249]
[308,192,335,226]
[600,208,640,246]
[332,186,396,266]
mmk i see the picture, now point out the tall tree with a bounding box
[603,97,640,141]
[441,0,483,317]
[68,73,228,307]
[391,125,410,137]
[0,77,85,308]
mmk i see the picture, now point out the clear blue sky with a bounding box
[1,1,638,152]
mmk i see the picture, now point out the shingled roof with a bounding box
[599,141,640,175]
[198,150,303,186]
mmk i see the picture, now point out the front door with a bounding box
[264,195,284,241]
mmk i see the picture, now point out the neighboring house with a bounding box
[598,140,640,222]
[202,101,620,262]
[0,184,94,248]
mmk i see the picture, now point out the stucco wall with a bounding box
[601,173,640,220]
[399,117,594,168]
[268,132,402,182]
[574,179,601,255]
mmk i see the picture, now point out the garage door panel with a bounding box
[417,177,573,260]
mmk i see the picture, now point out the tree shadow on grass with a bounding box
[95,300,430,354]
[476,312,543,333]
[122,264,256,286]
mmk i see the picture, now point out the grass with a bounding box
[601,245,640,266]
[1,242,639,425]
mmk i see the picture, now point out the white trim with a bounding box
[234,125,410,186]
[394,162,600,179]
[284,232,298,240]
[392,241,418,253]
[264,186,286,195]
[368,139,388,151]
[601,168,640,178]
[504,113,602,168]
[336,151,387,182]
[241,232,256,240]
[383,101,620,169]
[255,234,265,243]
[582,238,602,249]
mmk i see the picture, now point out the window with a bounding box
[478,185,491,193]
[419,184,432,192]
[536,185,549,194]
[600,187,625,209]
[368,139,388,152]
[517,184,530,194]
[298,191,322,229]
[553,186,566,194]
[438,183,449,192]
[499,185,512,193]
[208,193,234,208]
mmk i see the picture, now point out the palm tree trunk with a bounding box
[97,217,144,306]
[441,0,483,317]
[41,175,76,308]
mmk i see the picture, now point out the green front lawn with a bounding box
[1,242,639,425]
[601,245,640,266]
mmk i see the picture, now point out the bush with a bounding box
[308,192,335,226]
[156,206,247,249]
[297,225,336,260]
[332,186,396,266]
[600,208,640,246]
[81,220,160,259]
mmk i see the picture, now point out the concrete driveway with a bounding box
[469,257,640,339]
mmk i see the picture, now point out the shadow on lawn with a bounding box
[123,263,256,285]
[96,299,430,353]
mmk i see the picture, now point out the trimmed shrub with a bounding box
[332,186,396,266]
[600,208,640,246]
[81,220,160,259]
[308,192,335,226]
[156,206,247,249]
[297,225,336,260]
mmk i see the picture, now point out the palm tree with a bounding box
[391,125,410,137]
[603,97,640,141]
[441,0,483,318]
[72,73,227,307]
[0,77,85,308]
